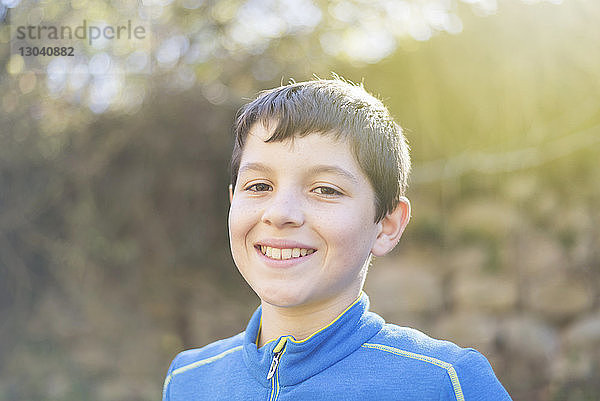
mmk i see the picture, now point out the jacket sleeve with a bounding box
[162,355,178,401]
[439,349,512,401]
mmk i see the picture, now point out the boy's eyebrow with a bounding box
[238,162,359,184]
[306,164,359,184]
[238,162,274,176]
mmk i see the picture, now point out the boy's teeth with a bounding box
[272,248,281,259]
[260,246,315,260]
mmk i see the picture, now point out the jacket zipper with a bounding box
[267,337,288,401]
[267,350,282,380]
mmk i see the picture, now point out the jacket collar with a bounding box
[242,292,384,387]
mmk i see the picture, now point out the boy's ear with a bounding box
[229,184,233,204]
[371,197,411,257]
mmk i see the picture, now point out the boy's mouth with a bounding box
[255,245,316,260]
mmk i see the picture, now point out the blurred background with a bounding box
[1,0,599,400]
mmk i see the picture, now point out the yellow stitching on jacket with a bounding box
[257,292,363,348]
[361,343,465,401]
[163,345,243,392]
[292,293,363,344]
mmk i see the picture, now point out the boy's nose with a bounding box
[261,189,304,228]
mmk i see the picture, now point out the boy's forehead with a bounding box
[246,120,346,149]
[240,124,361,177]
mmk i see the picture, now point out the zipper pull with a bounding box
[266,351,281,380]
[266,337,288,380]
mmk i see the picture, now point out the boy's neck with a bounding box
[257,291,362,348]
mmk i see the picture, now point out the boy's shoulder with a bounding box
[168,332,245,372]
[368,322,472,365]
[363,321,510,400]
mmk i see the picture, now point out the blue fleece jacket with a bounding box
[163,293,512,400]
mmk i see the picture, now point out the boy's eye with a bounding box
[245,183,272,192]
[313,186,342,196]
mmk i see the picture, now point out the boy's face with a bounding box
[228,122,387,310]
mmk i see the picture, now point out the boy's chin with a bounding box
[257,288,310,309]
[259,294,302,309]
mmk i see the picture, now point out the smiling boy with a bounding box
[162,79,512,400]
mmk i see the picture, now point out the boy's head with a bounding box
[228,78,411,310]
[230,78,410,223]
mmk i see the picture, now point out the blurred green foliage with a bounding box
[1,0,599,400]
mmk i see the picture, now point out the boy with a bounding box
[163,79,512,400]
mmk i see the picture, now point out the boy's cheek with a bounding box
[228,203,258,245]
[227,206,245,244]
